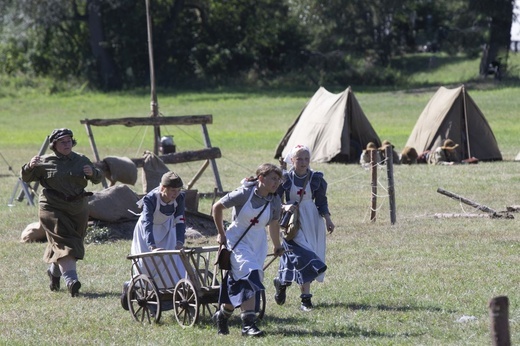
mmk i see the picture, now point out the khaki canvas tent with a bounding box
[274,86,381,163]
[405,85,502,162]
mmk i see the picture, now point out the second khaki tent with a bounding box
[405,85,502,162]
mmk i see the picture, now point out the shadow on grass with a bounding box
[265,317,424,338]
[345,302,450,313]
[189,301,442,339]
[193,315,422,339]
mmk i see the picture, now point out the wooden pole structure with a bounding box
[370,149,377,222]
[187,160,210,190]
[83,123,108,188]
[385,146,396,224]
[200,123,223,192]
[80,116,225,193]
[489,296,511,346]
[17,136,50,201]
[436,187,497,214]
[145,0,161,155]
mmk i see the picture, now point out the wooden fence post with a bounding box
[489,296,511,346]
[370,149,377,222]
[385,146,396,224]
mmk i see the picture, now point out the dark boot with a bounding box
[300,294,313,312]
[273,278,287,305]
[67,280,81,297]
[46,269,60,292]
[120,282,129,311]
[241,312,264,337]
[212,309,230,335]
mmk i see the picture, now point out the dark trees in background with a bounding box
[472,0,515,77]
[86,0,122,90]
[0,0,516,90]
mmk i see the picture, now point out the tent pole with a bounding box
[461,85,471,158]
[145,0,161,155]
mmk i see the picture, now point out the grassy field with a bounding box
[0,54,519,345]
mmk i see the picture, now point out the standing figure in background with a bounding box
[212,163,284,337]
[274,145,334,312]
[21,128,103,297]
[121,171,187,310]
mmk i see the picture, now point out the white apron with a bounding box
[226,190,270,281]
[131,192,185,288]
[288,174,327,282]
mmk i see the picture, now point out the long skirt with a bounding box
[277,239,327,285]
[40,203,89,263]
[219,270,264,311]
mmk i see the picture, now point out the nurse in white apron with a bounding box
[121,172,186,311]
[274,145,334,312]
[212,163,284,337]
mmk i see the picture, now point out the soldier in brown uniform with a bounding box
[21,128,103,297]
[428,139,460,165]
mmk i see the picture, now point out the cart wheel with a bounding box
[127,274,162,324]
[173,279,199,327]
[200,302,219,321]
[257,290,266,320]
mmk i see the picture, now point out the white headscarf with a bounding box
[284,144,311,171]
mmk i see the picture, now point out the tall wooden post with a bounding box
[370,149,377,222]
[385,146,396,224]
[145,0,160,155]
[489,296,511,346]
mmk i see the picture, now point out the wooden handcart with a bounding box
[125,245,266,327]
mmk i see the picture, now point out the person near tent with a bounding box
[428,139,461,165]
[400,146,419,164]
[379,140,401,165]
[404,86,501,162]
[20,128,103,297]
[120,171,187,310]
[429,139,479,165]
[212,163,284,337]
[359,142,382,169]
[273,145,333,312]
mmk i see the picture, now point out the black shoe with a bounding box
[212,310,229,335]
[273,278,287,305]
[120,293,128,310]
[120,284,129,311]
[241,320,265,337]
[300,295,313,312]
[47,269,60,292]
[67,280,81,297]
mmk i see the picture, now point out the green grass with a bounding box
[392,52,520,87]
[1,57,520,345]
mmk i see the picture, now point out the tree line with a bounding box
[0,0,515,90]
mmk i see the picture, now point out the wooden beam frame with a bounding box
[80,115,224,193]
